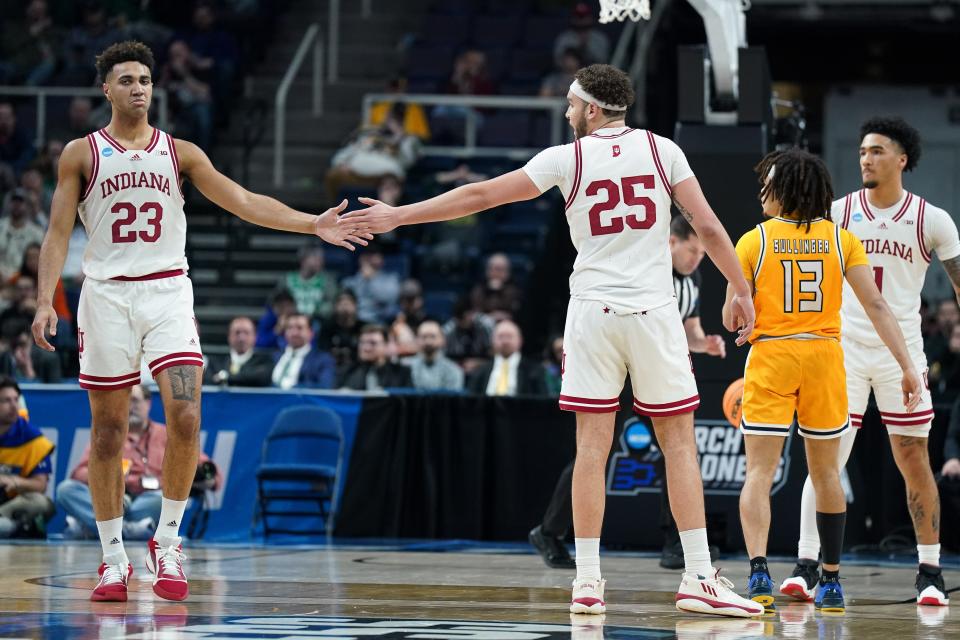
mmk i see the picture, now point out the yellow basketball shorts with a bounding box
[741,338,849,439]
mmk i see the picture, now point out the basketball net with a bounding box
[598,0,651,23]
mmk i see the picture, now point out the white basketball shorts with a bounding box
[844,337,933,436]
[77,272,203,390]
[558,297,699,416]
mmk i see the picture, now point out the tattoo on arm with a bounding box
[672,196,694,223]
[167,365,199,402]
[942,256,960,293]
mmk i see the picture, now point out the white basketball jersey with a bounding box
[835,189,960,346]
[77,128,188,280]
[522,127,694,311]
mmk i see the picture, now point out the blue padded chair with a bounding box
[255,405,344,537]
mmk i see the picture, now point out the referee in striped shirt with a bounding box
[529,215,727,569]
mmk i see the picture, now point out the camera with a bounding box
[194,460,217,484]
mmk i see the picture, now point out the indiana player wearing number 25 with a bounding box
[30,41,371,604]
[723,149,922,615]
[340,64,763,618]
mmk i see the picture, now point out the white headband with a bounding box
[569,79,628,112]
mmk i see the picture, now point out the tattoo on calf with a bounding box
[908,488,926,528]
[932,505,940,534]
[168,365,198,402]
[897,436,927,450]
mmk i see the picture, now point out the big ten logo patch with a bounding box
[606,416,793,496]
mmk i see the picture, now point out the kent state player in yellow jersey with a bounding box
[722,149,922,613]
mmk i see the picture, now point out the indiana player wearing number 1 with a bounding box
[30,41,370,604]
[339,64,762,618]
[780,118,960,606]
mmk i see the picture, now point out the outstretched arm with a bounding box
[175,139,371,250]
[672,176,754,345]
[32,139,85,351]
[338,169,542,234]
[846,263,922,411]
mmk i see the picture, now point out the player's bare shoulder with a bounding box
[59,137,94,183]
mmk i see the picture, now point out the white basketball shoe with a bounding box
[570,577,606,614]
[675,569,764,618]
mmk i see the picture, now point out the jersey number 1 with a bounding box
[111,202,163,243]
[586,175,656,236]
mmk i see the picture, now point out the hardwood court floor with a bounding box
[0,541,955,638]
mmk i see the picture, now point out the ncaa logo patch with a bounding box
[101,147,113,157]
[852,212,863,222]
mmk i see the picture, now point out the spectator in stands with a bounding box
[325,109,422,203]
[177,2,239,113]
[543,335,564,397]
[317,290,361,368]
[469,253,522,322]
[60,1,122,86]
[940,396,960,550]
[57,383,221,540]
[367,77,431,141]
[467,320,547,397]
[0,189,46,281]
[8,244,70,326]
[931,322,960,401]
[31,139,63,193]
[47,98,96,145]
[160,39,215,150]
[281,245,339,321]
[390,280,423,358]
[205,316,273,387]
[407,320,464,392]
[0,377,55,538]
[341,244,401,324]
[0,103,36,176]
[1,327,61,383]
[0,0,60,86]
[926,298,959,368]
[0,276,39,338]
[337,324,413,390]
[19,169,50,219]
[256,288,297,349]
[443,297,494,373]
[540,48,583,98]
[553,2,611,66]
[271,313,335,389]
[445,49,497,97]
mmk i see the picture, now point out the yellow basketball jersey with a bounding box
[735,216,869,342]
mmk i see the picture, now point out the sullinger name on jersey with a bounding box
[860,238,913,263]
[772,238,831,255]
[99,171,171,199]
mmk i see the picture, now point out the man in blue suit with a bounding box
[271,313,336,389]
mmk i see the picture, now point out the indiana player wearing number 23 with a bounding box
[340,64,764,618]
[30,41,371,604]
[724,149,922,614]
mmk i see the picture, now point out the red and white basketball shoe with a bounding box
[146,538,189,601]
[675,569,764,618]
[91,562,133,602]
[569,578,606,614]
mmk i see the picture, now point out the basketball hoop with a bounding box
[598,0,651,23]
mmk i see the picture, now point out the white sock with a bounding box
[96,517,128,565]
[574,538,601,581]
[798,428,857,561]
[918,544,940,567]
[797,475,820,561]
[679,528,713,577]
[155,497,187,546]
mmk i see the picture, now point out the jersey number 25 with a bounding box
[586,175,656,236]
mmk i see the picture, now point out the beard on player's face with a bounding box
[863,179,879,189]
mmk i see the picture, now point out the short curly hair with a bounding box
[95,41,155,82]
[574,64,634,116]
[860,116,921,172]
[754,148,834,232]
